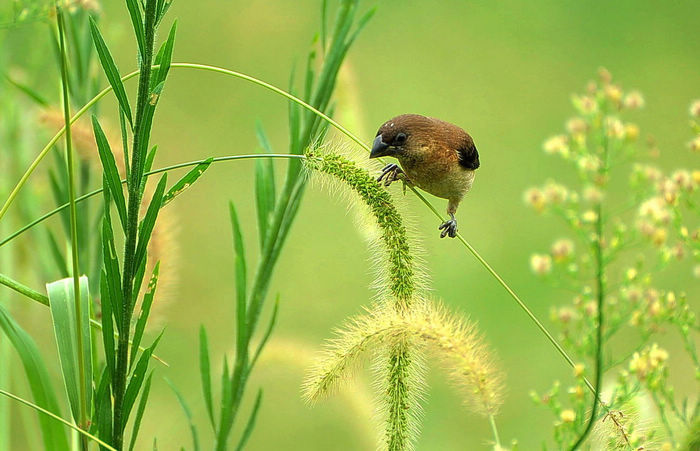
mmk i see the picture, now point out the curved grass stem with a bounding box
[0,61,585,397]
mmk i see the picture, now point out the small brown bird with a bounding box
[369,114,480,238]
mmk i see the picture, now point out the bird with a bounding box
[369,114,480,238]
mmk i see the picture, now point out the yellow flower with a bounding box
[551,239,575,261]
[690,99,700,117]
[624,123,640,141]
[524,188,546,212]
[530,254,552,275]
[623,91,644,109]
[582,210,598,223]
[604,84,623,104]
[543,135,570,157]
[605,117,625,138]
[566,117,587,135]
[573,363,585,377]
[560,409,576,423]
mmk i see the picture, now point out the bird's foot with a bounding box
[377,163,405,187]
[438,218,458,238]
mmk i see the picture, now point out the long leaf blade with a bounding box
[92,115,127,231]
[88,17,133,127]
[199,326,215,432]
[228,202,247,355]
[125,0,146,60]
[133,174,167,276]
[234,389,263,451]
[165,378,200,451]
[0,304,69,450]
[46,276,93,424]
[122,331,163,427]
[130,261,160,368]
[128,372,153,451]
[161,157,212,207]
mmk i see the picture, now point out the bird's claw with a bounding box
[377,163,404,187]
[438,219,458,238]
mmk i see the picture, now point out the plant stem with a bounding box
[489,414,502,449]
[113,1,157,447]
[55,6,89,448]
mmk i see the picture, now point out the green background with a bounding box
[1,1,698,449]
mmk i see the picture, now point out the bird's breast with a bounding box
[400,157,475,200]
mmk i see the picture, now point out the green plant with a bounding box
[525,69,698,449]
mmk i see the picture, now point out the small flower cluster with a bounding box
[524,69,698,448]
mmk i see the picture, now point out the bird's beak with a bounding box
[370,135,391,158]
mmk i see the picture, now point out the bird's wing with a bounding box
[456,139,480,169]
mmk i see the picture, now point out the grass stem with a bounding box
[55,5,89,447]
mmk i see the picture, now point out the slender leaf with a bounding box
[122,331,163,427]
[130,262,160,368]
[119,108,131,180]
[234,390,263,451]
[134,174,167,274]
[128,372,153,451]
[139,145,159,196]
[152,20,177,88]
[46,276,93,424]
[99,272,116,381]
[4,75,49,106]
[199,326,215,432]
[0,304,69,450]
[228,203,247,354]
[125,0,146,60]
[88,17,133,126]
[250,296,279,369]
[93,115,127,231]
[92,366,111,438]
[165,378,200,451]
[46,230,69,277]
[102,212,123,330]
[161,157,212,207]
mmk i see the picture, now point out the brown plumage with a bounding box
[370,114,480,238]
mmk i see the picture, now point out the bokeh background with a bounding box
[1,1,698,449]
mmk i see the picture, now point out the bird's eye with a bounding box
[394,133,407,145]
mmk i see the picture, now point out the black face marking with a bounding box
[457,141,480,169]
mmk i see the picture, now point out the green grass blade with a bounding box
[249,296,279,370]
[0,304,69,450]
[125,0,146,59]
[3,74,49,106]
[88,17,133,127]
[46,276,93,424]
[133,174,167,274]
[234,389,263,451]
[46,230,70,277]
[93,366,112,440]
[122,331,163,428]
[130,262,160,368]
[165,378,200,451]
[92,115,128,231]
[139,145,159,195]
[99,271,116,380]
[254,157,275,249]
[102,213,123,330]
[161,157,212,207]
[128,372,152,451]
[228,203,247,353]
[152,20,177,87]
[199,326,215,432]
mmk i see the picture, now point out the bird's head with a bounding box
[369,114,430,159]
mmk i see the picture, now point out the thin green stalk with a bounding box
[56,6,89,446]
[113,0,158,447]
[489,414,502,449]
[0,388,116,451]
[0,61,583,394]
